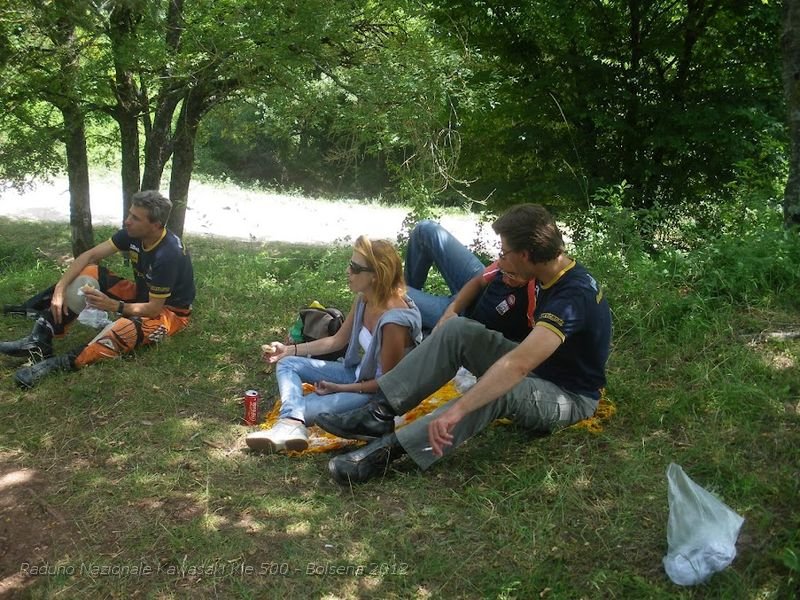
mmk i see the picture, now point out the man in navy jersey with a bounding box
[1,191,195,388]
[404,220,535,342]
[316,204,611,485]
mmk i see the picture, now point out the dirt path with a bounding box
[0,174,492,249]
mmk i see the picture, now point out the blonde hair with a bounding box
[353,235,405,306]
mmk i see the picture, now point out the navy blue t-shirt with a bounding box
[468,262,536,342]
[531,261,611,399]
[110,228,195,309]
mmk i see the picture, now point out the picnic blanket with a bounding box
[256,381,615,455]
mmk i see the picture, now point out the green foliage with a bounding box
[0,102,64,189]
[195,1,481,208]
[780,545,800,574]
[394,179,442,247]
[683,230,800,309]
[1,0,788,236]
[427,0,785,217]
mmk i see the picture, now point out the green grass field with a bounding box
[1,215,799,599]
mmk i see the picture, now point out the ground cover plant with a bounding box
[0,212,798,599]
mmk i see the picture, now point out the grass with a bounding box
[1,215,799,599]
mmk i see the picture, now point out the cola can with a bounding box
[243,390,260,425]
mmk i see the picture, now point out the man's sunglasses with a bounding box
[349,260,374,274]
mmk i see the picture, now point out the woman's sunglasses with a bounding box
[349,260,374,274]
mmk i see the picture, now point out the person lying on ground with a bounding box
[405,220,535,342]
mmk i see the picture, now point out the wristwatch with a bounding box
[116,300,125,316]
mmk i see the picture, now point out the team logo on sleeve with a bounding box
[539,312,565,327]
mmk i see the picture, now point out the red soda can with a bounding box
[243,390,260,425]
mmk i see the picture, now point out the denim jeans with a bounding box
[276,356,372,426]
[404,220,485,330]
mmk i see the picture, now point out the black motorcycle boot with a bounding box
[315,392,397,441]
[3,285,56,318]
[0,317,54,361]
[14,354,74,389]
[328,433,406,485]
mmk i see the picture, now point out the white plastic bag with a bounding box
[453,366,477,393]
[76,288,113,329]
[663,463,745,586]
[78,307,113,328]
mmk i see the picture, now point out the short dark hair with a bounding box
[492,204,564,264]
[131,190,172,225]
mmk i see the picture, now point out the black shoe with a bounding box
[15,354,72,389]
[0,317,53,361]
[328,433,405,485]
[315,399,396,441]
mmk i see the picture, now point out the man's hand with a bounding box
[50,285,68,325]
[83,287,114,312]
[428,404,466,457]
[434,305,459,331]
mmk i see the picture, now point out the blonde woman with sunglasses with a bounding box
[246,236,422,453]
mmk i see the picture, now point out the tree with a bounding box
[5,0,440,243]
[782,0,800,228]
[98,0,433,237]
[196,2,480,210]
[0,1,96,256]
[423,0,785,222]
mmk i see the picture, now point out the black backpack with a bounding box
[296,307,347,360]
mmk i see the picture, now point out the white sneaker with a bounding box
[246,419,309,453]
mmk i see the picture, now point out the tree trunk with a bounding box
[142,95,180,190]
[167,90,207,237]
[141,0,185,192]
[49,13,92,256]
[118,111,140,221]
[109,2,143,225]
[61,103,94,257]
[782,0,800,228]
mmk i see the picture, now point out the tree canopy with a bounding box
[0,0,794,251]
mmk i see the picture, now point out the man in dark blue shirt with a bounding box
[405,220,535,342]
[1,191,195,388]
[316,204,611,484]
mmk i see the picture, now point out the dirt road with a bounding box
[0,174,492,249]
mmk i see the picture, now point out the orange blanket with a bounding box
[256,382,615,455]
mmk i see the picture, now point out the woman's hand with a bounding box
[262,342,292,363]
[314,380,342,395]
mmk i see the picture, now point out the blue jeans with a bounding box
[404,220,484,330]
[276,356,372,426]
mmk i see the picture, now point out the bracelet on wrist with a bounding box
[116,300,125,316]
